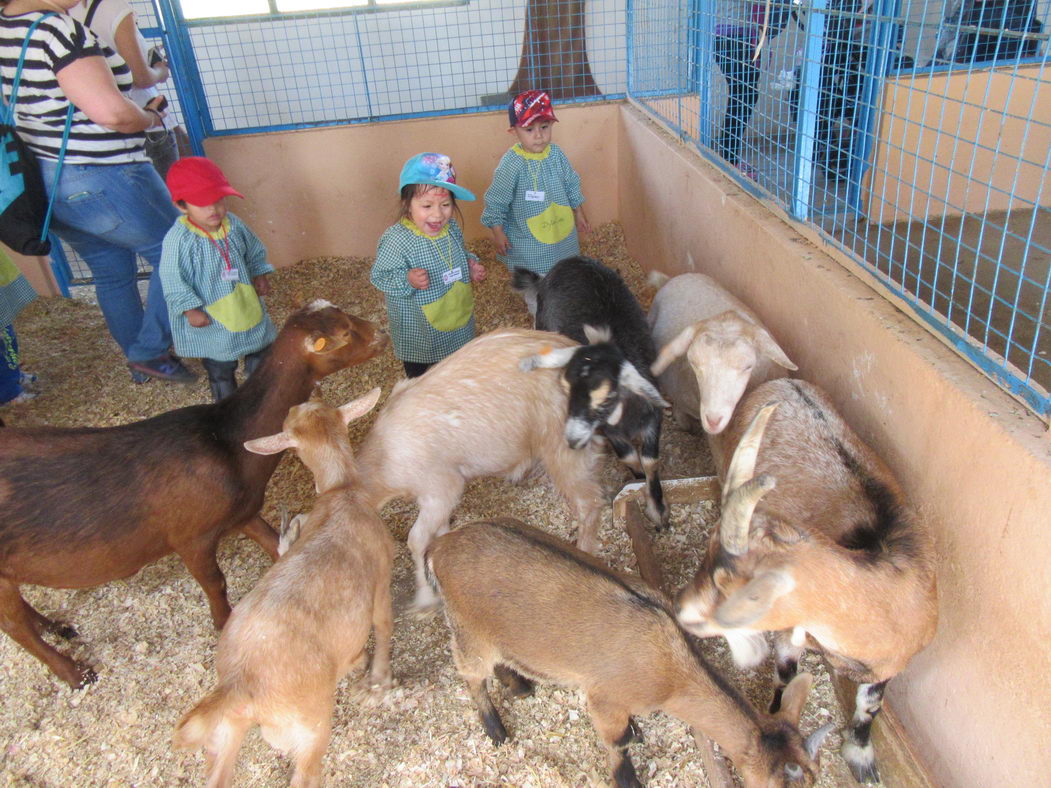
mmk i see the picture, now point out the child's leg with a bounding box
[403,361,432,378]
[0,326,23,404]
[242,346,269,379]
[201,358,238,402]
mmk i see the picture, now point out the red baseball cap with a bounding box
[508,90,558,128]
[166,157,245,205]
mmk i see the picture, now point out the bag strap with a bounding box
[2,13,58,122]
[0,12,76,246]
[41,105,75,242]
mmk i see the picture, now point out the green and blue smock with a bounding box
[481,142,585,276]
[371,217,477,364]
[159,213,277,363]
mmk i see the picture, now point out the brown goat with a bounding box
[174,389,394,788]
[676,379,938,783]
[0,300,386,688]
[427,518,831,788]
[357,328,606,612]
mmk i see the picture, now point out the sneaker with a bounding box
[128,355,198,384]
[2,389,38,405]
[18,370,39,388]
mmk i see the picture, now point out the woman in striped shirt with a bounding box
[0,0,194,383]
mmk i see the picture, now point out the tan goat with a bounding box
[428,518,831,788]
[676,379,938,784]
[173,389,394,788]
[357,328,606,611]
[649,273,796,439]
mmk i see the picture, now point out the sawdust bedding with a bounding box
[0,223,855,787]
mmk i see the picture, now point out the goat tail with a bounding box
[511,267,541,295]
[172,687,240,752]
[647,270,670,290]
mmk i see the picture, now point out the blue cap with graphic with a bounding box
[398,153,476,202]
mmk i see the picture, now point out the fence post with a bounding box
[791,0,828,221]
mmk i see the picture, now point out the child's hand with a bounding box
[252,274,271,297]
[469,259,487,283]
[574,207,591,235]
[185,308,211,328]
[407,268,430,289]
[491,226,511,255]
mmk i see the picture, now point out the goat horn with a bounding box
[719,473,775,555]
[722,402,778,505]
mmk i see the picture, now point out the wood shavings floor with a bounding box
[0,223,857,786]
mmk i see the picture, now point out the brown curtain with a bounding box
[508,0,601,99]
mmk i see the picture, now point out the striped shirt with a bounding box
[481,142,584,276]
[159,214,277,363]
[0,10,147,163]
[371,218,477,364]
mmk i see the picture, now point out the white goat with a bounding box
[649,272,796,438]
[174,390,394,788]
[357,328,606,611]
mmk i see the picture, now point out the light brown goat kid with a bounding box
[174,390,394,788]
[677,379,938,783]
[428,518,831,788]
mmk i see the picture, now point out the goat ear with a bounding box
[651,323,700,376]
[714,569,794,628]
[244,431,296,455]
[618,362,670,408]
[339,387,382,425]
[776,671,815,725]
[752,326,798,371]
[519,345,577,371]
[583,324,612,344]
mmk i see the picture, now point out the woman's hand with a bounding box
[185,308,211,328]
[407,268,430,289]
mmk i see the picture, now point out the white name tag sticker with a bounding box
[525,190,546,202]
[442,267,462,286]
[220,268,239,282]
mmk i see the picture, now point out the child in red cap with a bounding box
[159,157,277,401]
[481,90,590,313]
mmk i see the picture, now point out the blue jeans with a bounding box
[0,325,22,403]
[40,160,179,363]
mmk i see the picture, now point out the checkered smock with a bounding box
[159,214,277,363]
[371,218,477,364]
[481,142,585,276]
[0,251,36,328]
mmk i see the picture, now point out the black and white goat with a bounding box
[514,257,669,526]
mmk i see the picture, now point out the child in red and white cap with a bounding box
[481,90,590,313]
[158,157,277,402]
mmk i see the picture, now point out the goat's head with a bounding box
[738,672,831,788]
[651,311,796,434]
[285,300,389,379]
[519,325,667,449]
[677,402,805,668]
[244,388,382,486]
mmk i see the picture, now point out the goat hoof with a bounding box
[842,739,880,784]
[73,665,99,689]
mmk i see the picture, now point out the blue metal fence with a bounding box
[630,0,1050,417]
[60,0,1049,417]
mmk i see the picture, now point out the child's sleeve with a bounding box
[558,148,586,209]
[234,216,275,278]
[481,155,516,228]
[370,230,416,298]
[159,227,204,315]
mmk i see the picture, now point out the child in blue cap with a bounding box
[371,153,486,378]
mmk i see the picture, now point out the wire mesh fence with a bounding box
[630,0,1050,416]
